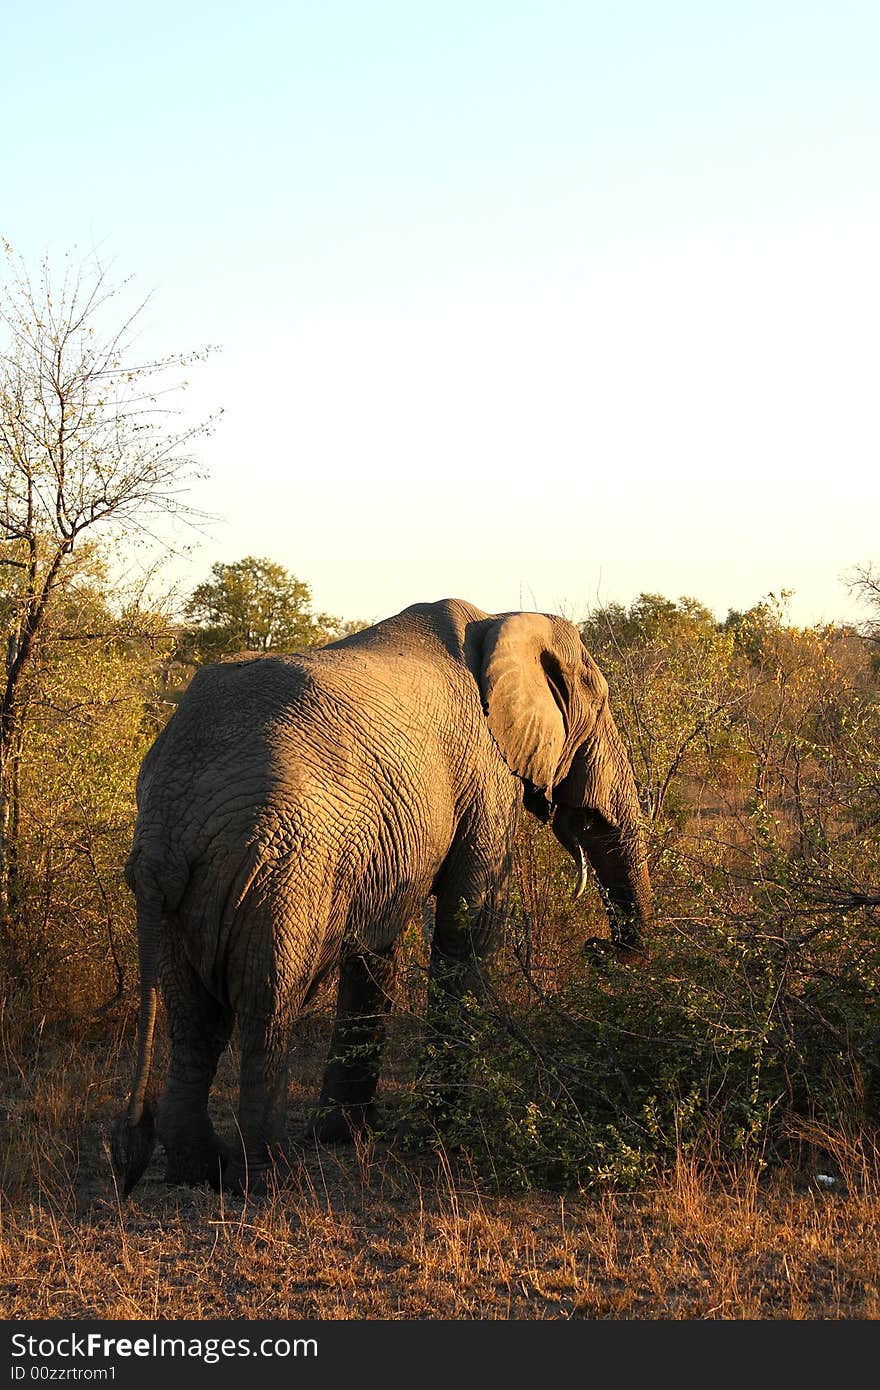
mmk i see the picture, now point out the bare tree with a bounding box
[848,563,880,646]
[0,244,216,924]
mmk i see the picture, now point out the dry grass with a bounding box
[1,1001,879,1321]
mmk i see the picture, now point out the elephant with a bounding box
[112,597,652,1196]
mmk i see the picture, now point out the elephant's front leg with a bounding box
[428,889,498,1000]
[411,882,503,1137]
[306,943,399,1144]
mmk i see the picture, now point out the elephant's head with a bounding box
[477,612,652,953]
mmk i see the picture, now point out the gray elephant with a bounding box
[112,598,652,1195]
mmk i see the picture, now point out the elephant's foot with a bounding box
[581,935,644,967]
[394,1074,465,1152]
[163,1135,230,1188]
[392,1114,437,1153]
[303,1101,379,1146]
[210,1148,280,1199]
[393,1095,457,1152]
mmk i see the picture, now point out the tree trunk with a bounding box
[0,746,13,936]
[0,632,23,938]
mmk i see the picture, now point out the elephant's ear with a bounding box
[479,613,567,796]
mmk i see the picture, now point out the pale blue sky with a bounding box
[3,1,879,625]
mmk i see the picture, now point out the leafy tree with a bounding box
[724,594,880,902]
[581,594,743,823]
[582,592,716,651]
[0,245,213,927]
[11,566,174,1004]
[179,555,341,662]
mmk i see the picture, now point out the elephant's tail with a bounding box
[110,891,162,1197]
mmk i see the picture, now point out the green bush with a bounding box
[407,873,879,1191]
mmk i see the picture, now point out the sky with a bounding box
[3,0,879,627]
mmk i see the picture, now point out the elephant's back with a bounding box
[164,655,315,751]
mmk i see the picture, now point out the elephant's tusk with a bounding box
[573,845,588,899]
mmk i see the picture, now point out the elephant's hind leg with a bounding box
[159,931,233,1186]
[306,943,399,1144]
[224,1009,297,1195]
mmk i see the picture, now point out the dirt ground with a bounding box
[2,1014,878,1321]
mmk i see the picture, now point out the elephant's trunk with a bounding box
[110,893,161,1195]
[579,812,652,950]
[553,803,652,950]
[552,711,653,953]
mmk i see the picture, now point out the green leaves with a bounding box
[178,555,341,663]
